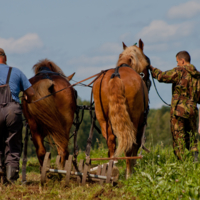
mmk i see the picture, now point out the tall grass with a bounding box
[1,142,199,200]
[122,143,200,199]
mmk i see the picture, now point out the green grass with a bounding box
[0,143,200,200]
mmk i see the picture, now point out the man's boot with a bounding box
[194,151,199,163]
[6,165,19,183]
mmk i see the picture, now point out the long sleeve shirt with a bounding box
[151,64,200,118]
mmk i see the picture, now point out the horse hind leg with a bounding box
[125,128,143,179]
[99,120,116,158]
[56,146,69,169]
[107,127,116,158]
[30,125,46,167]
[125,144,139,179]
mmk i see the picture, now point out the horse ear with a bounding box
[67,72,75,81]
[122,42,127,50]
[139,39,144,51]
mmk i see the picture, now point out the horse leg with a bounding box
[107,129,116,158]
[125,128,143,179]
[28,121,46,167]
[99,121,116,157]
[56,119,71,168]
[125,143,139,179]
[56,144,69,168]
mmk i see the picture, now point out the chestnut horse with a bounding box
[93,39,150,178]
[22,59,76,168]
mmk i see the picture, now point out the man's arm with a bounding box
[149,65,179,83]
[24,86,35,103]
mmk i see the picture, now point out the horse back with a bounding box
[93,67,148,123]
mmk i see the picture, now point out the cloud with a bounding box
[136,20,194,43]
[0,33,43,54]
[167,1,200,19]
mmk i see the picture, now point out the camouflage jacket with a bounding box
[151,64,200,118]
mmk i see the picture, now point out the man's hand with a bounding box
[148,65,154,71]
[24,86,35,103]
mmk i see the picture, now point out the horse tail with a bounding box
[108,74,137,157]
[27,79,68,151]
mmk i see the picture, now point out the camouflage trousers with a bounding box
[171,115,198,160]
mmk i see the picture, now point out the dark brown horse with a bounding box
[22,59,76,168]
[93,39,150,178]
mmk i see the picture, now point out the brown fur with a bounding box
[23,59,76,167]
[27,79,68,151]
[93,39,150,178]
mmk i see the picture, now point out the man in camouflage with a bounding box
[149,51,200,161]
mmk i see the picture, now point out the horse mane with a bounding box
[116,45,148,73]
[33,59,65,76]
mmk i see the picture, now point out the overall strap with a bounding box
[6,67,12,84]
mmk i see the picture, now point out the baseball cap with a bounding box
[0,48,6,56]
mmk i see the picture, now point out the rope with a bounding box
[150,71,171,107]
[22,71,103,104]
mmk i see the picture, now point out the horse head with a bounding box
[117,39,151,92]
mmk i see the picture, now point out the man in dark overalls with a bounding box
[0,48,35,183]
[149,51,200,161]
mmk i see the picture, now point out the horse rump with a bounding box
[108,76,137,157]
[26,79,68,151]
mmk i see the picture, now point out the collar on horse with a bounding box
[35,67,62,80]
[110,64,145,79]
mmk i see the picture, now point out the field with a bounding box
[1,143,200,200]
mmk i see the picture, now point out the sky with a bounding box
[1,0,200,109]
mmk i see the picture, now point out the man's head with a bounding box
[176,51,190,67]
[0,48,7,64]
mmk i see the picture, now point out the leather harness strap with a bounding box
[6,67,12,84]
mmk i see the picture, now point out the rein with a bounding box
[26,71,104,104]
[150,71,171,107]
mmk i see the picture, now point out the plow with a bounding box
[40,152,142,186]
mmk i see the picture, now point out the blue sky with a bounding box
[1,0,200,108]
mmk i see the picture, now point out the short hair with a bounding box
[0,48,6,57]
[176,51,191,63]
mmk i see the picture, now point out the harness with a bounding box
[0,67,13,105]
[110,63,149,128]
[35,67,62,81]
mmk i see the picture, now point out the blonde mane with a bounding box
[116,45,148,73]
[33,59,65,76]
